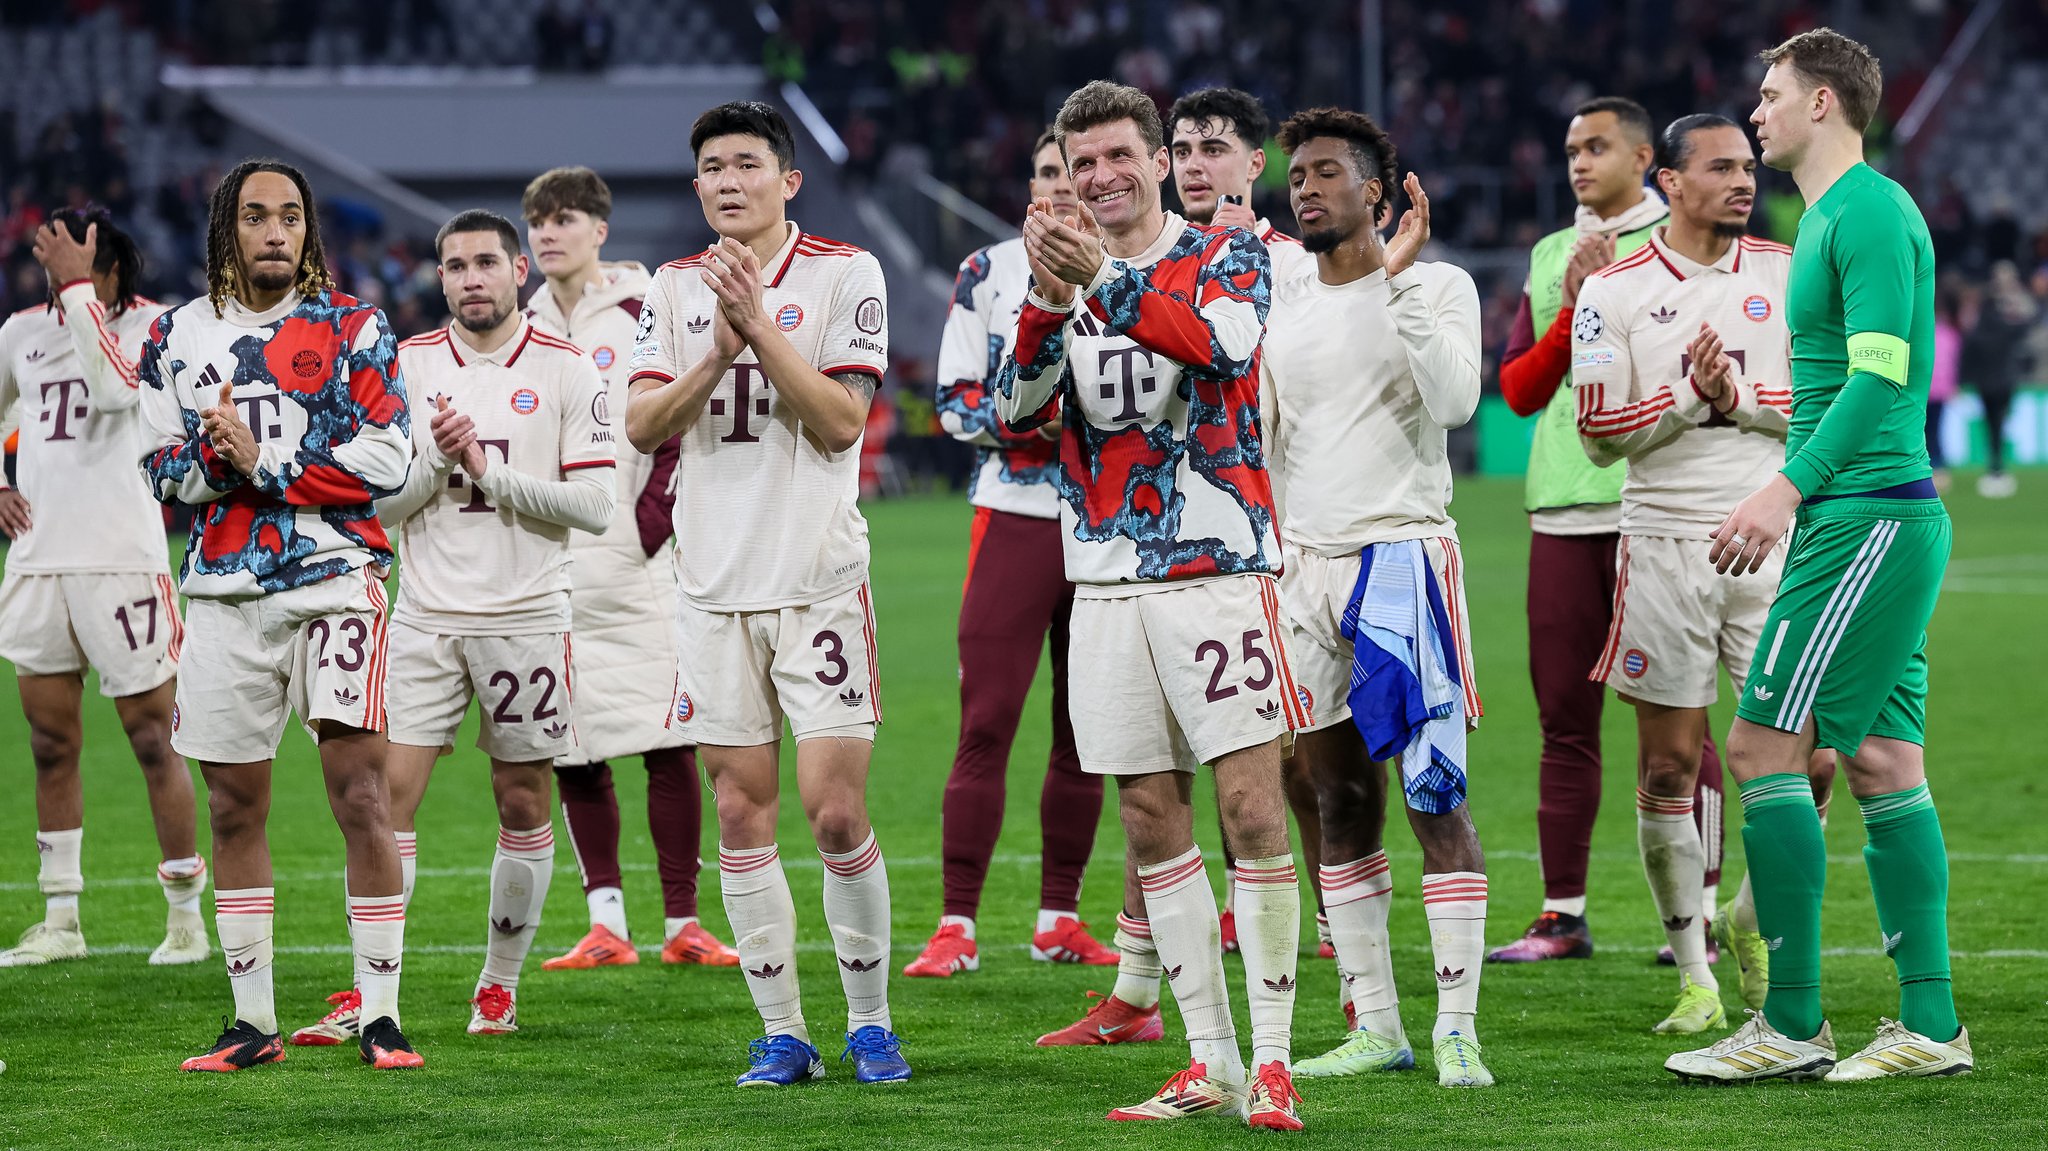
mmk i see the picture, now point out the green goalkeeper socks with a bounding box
[1737,773,1827,1041]
[1858,782,1960,1042]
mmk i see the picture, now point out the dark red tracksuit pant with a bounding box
[1528,531,1724,903]
[942,507,1103,919]
[555,747,704,917]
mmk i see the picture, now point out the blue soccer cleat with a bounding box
[736,1034,825,1087]
[842,1026,912,1084]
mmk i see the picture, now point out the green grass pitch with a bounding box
[1,475,2043,1149]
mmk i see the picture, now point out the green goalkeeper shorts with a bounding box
[1735,495,1950,753]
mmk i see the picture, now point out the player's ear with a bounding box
[592,217,608,248]
[1246,145,1266,182]
[782,166,803,202]
[513,252,530,286]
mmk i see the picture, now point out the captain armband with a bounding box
[1846,332,1909,387]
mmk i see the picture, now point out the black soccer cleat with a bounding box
[181,1017,286,1072]
[359,1015,425,1069]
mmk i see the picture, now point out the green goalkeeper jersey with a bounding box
[1781,162,1937,499]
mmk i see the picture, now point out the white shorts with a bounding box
[1593,534,1784,710]
[172,569,389,763]
[0,571,182,697]
[1279,539,1481,735]
[1067,574,1304,775]
[385,622,574,762]
[668,582,880,746]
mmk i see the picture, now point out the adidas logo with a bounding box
[491,917,525,936]
[1164,964,1184,983]
[334,687,361,708]
[1882,929,1903,956]
[1436,965,1465,984]
[1651,306,1678,324]
[687,316,711,334]
[1664,915,1694,932]
[35,838,51,854]
[227,958,257,975]
[1255,700,1281,721]
[26,349,44,361]
[1753,685,1775,702]
[838,688,866,709]
[366,957,400,974]
[1766,936,1784,952]
[1263,974,1295,993]
[839,956,880,973]
[747,962,785,980]
[543,721,569,739]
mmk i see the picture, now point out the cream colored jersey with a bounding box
[1570,231,1792,537]
[1256,219,1316,288]
[382,319,616,635]
[629,222,889,612]
[0,284,171,574]
[1261,261,1483,555]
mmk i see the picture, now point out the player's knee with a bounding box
[1639,752,1696,798]
[327,772,390,837]
[206,788,266,841]
[807,800,867,851]
[28,726,80,772]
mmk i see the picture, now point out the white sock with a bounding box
[38,827,83,927]
[1111,912,1162,1010]
[587,886,628,938]
[1701,880,1720,925]
[395,831,417,908]
[1731,871,1759,933]
[1142,847,1242,1086]
[1234,854,1300,1069]
[480,825,554,994]
[719,843,808,1043]
[1541,895,1588,917]
[1314,911,1332,948]
[159,855,206,917]
[1637,790,1714,988]
[1322,853,1402,1041]
[819,831,892,1032]
[215,887,277,1034]
[1221,864,1237,911]
[665,916,698,942]
[1421,871,1487,1044]
[1035,908,1073,935]
[941,913,976,940]
[349,893,405,1027]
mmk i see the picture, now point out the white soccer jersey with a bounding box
[0,283,169,574]
[1256,219,1316,288]
[1262,260,1483,555]
[630,222,889,612]
[935,237,1061,519]
[382,319,616,634]
[1570,231,1792,537]
[526,260,659,550]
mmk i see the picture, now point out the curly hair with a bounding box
[1167,87,1270,150]
[205,159,332,316]
[45,205,144,315]
[1276,107,1399,207]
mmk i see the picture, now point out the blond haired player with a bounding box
[625,101,908,1088]
[0,208,206,970]
[369,209,614,1038]
[521,166,736,972]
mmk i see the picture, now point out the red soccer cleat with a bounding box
[1036,991,1165,1047]
[902,923,979,978]
[541,924,640,971]
[468,983,518,1035]
[1485,910,1593,963]
[1030,917,1119,966]
[1220,908,1240,954]
[662,921,740,966]
[289,989,361,1046]
[182,1018,285,1073]
[1245,1060,1305,1131]
[1317,941,1337,959]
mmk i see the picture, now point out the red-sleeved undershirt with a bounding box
[1499,292,1575,417]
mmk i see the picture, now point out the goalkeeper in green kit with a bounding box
[1666,28,1972,1084]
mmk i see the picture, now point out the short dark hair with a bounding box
[1167,87,1270,150]
[1760,27,1883,133]
[1276,106,1400,201]
[1053,80,1164,156]
[47,205,144,314]
[690,100,797,171]
[522,166,612,222]
[1031,126,1060,163]
[1571,96,1654,147]
[435,209,523,261]
[1656,113,1743,173]
[206,158,332,316]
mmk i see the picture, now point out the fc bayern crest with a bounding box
[510,388,541,414]
[775,303,804,331]
[1296,685,1315,719]
[1742,295,1772,322]
[1622,649,1649,678]
[593,346,615,369]
[674,692,695,723]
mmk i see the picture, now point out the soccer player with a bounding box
[1166,84,1323,960]
[1670,28,1971,1082]
[373,209,615,1037]
[993,80,1302,1130]
[0,209,207,969]
[520,166,737,971]
[139,159,420,1072]
[906,129,1115,979]
[1258,108,1492,1088]
[1569,113,1801,1033]
[625,101,909,1088]
[1488,98,1731,965]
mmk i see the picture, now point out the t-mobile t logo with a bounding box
[450,439,512,512]
[197,362,284,442]
[709,363,773,443]
[1097,345,1160,423]
[37,377,89,441]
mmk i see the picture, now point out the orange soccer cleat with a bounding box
[541,924,640,971]
[1035,991,1165,1047]
[661,922,740,966]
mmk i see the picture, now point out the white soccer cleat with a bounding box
[0,921,88,967]
[468,983,519,1035]
[1105,1061,1247,1121]
[1666,1010,1835,1083]
[290,989,363,1046]
[1825,1019,1973,1081]
[149,914,212,966]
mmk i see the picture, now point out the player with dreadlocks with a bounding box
[136,159,421,1072]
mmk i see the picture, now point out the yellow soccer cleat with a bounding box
[1654,978,1728,1035]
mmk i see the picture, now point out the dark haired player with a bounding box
[626,101,909,1088]
[0,209,206,970]
[138,160,418,1071]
